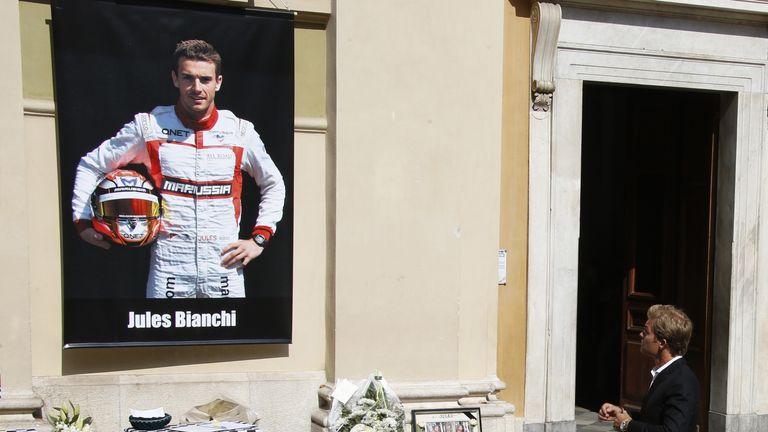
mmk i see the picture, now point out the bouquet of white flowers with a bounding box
[330,371,404,432]
[48,401,93,432]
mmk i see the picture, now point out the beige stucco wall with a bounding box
[16,0,521,380]
[496,0,530,414]
[1,0,32,400]
[14,1,332,428]
[19,1,329,378]
[296,27,327,119]
[330,0,505,381]
[19,1,52,101]
[7,0,532,430]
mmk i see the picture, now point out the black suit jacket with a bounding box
[629,357,700,432]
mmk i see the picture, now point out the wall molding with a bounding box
[23,98,55,117]
[559,0,768,23]
[557,42,765,93]
[22,99,328,134]
[295,116,328,133]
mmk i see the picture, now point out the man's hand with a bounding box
[598,403,631,430]
[221,239,263,268]
[79,227,111,249]
[598,403,621,421]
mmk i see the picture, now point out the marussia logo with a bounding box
[162,179,232,197]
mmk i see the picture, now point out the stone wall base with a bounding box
[709,412,768,432]
[0,396,50,432]
[522,421,574,432]
[312,377,522,432]
[32,371,325,432]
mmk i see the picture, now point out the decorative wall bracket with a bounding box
[530,1,562,112]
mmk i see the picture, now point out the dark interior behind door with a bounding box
[576,83,718,431]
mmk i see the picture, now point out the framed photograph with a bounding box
[411,408,482,432]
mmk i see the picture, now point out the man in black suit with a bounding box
[598,304,700,432]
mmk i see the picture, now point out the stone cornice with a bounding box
[316,377,508,405]
[559,0,768,23]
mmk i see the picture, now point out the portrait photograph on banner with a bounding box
[52,0,294,347]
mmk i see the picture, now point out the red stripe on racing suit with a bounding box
[72,105,285,298]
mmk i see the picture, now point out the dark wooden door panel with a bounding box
[622,340,654,411]
[615,87,717,432]
[576,85,716,432]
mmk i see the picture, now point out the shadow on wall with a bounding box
[62,344,289,374]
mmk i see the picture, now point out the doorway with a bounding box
[575,83,718,431]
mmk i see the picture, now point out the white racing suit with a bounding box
[72,105,285,298]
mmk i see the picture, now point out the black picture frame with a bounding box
[52,0,295,347]
[411,408,483,432]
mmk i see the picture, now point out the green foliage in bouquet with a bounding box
[334,374,405,432]
[48,401,93,432]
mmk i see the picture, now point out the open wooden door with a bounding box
[617,87,718,432]
[576,83,717,431]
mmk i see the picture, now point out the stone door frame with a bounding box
[524,5,766,432]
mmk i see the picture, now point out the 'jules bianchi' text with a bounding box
[127,310,237,328]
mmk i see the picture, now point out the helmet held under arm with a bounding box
[90,169,160,247]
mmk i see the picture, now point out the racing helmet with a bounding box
[90,169,161,246]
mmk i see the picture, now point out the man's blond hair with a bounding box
[648,304,693,356]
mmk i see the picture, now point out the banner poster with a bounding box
[52,0,294,347]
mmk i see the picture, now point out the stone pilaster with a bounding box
[0,2,47,430]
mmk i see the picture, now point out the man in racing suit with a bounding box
[72,40,285,298]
